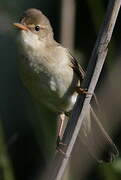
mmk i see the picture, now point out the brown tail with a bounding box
[79,105,119,163]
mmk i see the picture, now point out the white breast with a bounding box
[18,30,78,112]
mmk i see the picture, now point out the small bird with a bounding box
[13,8,118,162]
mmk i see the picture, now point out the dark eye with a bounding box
[35,25,40,31]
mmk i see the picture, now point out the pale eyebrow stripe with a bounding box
[27,24,46,30]
[27,24,35,28]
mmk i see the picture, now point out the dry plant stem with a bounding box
[43,0,121,180]
[60,0,76,51]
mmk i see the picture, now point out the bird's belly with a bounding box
[19,60,78,112]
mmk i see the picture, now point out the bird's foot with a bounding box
[76,86,92,95]
[56,136,66,155]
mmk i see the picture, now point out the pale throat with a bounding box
[20,30,46,51]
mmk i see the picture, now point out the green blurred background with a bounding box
[0,0,121,180]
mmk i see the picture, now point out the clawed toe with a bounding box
[76,86,92,95]
[56,136,67,155]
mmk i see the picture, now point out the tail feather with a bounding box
[79,105,119,163]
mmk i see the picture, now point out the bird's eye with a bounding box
[35,25,40,31]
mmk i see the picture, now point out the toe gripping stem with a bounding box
[56,136,66,155]
[76,86,92,95]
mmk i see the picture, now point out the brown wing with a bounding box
[69,53,85,80]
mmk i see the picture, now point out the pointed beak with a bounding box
[13,23,29,31]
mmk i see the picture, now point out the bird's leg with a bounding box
[76,86,92,95]
[57,113,66,146]
[56,113,67,154]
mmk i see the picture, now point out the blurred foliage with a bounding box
[0,118,15,180]
[0,0,121,180]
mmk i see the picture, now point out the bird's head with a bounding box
[13,8,54,49]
